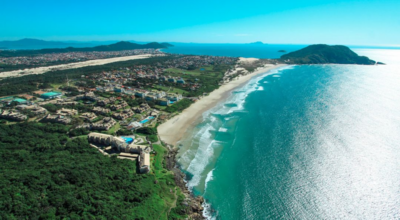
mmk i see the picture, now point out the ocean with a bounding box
[162,43,306,58]
[175,47,400,219]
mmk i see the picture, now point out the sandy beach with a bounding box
[158,61,286,146]
[0,54,154,79]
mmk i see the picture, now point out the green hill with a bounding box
[280,44,376,65]
[0,41,172,57]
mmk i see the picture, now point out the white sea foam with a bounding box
[218,128,228,132]
[204,169,214,190]
[202,200,217,220]
[182,65,294,219]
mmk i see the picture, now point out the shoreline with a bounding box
[0,54,154,79]
[158,63,287,146]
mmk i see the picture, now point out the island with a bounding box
[249,41,265,45]
[280,44,378,65]
[278,50,286,53]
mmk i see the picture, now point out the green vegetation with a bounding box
[152,85,188,95]
[0,123,187,219]
[136,127,157,135]
[0,56,175,96]
[0,41,169,58]
[165,99,194,113]
[280,44,377,65]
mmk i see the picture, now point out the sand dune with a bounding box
[0,54,154,79]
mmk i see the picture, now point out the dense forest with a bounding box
[0,123,187,219]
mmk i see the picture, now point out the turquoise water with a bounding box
[162,43,400,59]
[162,43,306,58]
[176,49,400,219]
[121,137,133,144]
[140,116,154,124]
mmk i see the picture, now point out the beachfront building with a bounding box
[158,98,170,106]
[40,92,62,100]
[135,91,148,99]
[127,121,142,130]
[166,93,182,102]
[87,132,151,173]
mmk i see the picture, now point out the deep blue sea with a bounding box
[162,43,307,58]
[175,47,400,219]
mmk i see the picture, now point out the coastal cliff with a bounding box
[165,145,205,219]
[280,44,377,65]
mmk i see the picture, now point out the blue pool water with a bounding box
[140,116,155,124]
[121,137,133,144]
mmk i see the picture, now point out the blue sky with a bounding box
[1,0,399,46]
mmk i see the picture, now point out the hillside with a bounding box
[0,38,92,50]
[280,44,377,65]
[0,41,172,57]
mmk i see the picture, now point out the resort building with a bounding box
[135,91,148,99]
[112,109,134,120]
[127,121,142,130]
[145,94,157,101]
[139,150,151,173]
[0,110,27,121]
[91,117,116,131]
[166,93,182,101]
[16,105,47,115]
[80,112,97,121]
[40,92,62,100]
[97,97,116,106]
[43,114,71,124]
[87,132,151,173]
[168,78,176,83]
[92,106,111,115]
[75,92,98,102]
[132,103,151,113]
[55,100,78,106]
[158,98,170,106]
[110,101,128,110]
[177,78,185,84]
[57,108,78,116]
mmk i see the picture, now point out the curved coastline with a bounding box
[158,64,287,146]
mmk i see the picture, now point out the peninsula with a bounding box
[280,44,377,65]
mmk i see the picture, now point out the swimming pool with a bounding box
[121,137,133,144]
[140,116,155,124]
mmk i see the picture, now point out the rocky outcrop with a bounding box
[166,146,206,219]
